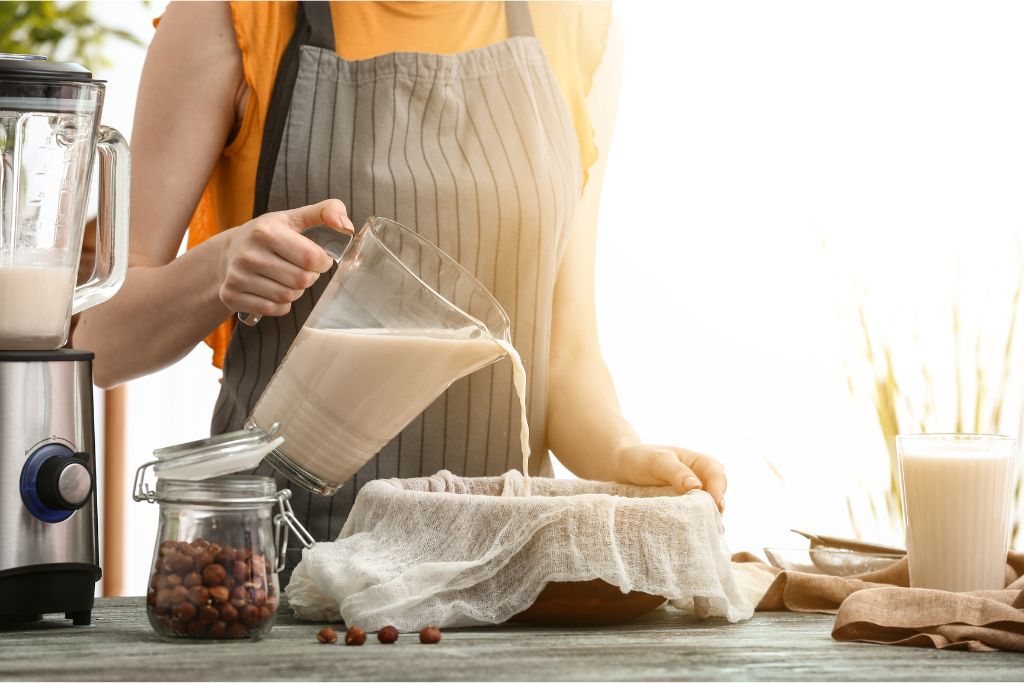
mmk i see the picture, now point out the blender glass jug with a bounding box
[0,55,129,350]
[248,216,512,495]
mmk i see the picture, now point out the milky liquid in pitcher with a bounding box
[901,447,1015,591]
[251,326,531,489]
[0,266,76,348]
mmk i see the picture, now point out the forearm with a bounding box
[72,234,230,388]
[546,346,639,481]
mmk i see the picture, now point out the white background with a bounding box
[83,1,1024,596]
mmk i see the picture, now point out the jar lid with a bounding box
[155,475,278,505]
[151,426,284,481]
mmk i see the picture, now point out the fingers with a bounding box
[219,289,291,318]
[642,449,703,495]
[279,198,355,234]
[221,248,321,317]
[238,272,306,306]
[267,226,335,273]
[676,449,727,512]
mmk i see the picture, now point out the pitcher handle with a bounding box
[73,125,130,315]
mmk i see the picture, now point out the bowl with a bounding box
[763,547,902,577]
[509,580,667,626]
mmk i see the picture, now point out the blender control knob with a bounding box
[38,455,92,510]
[55,462,91,508]
[20,443,92,522]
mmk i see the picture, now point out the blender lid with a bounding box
[0,54,97,82]
[151,426,284,481]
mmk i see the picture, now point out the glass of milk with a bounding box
[896,433,1017,592]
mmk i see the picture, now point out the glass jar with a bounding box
[133,432,313,641]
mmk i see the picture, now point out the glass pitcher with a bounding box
[0,55,129,350]
[248,216,512,495]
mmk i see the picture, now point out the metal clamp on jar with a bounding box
[132,426,314,641]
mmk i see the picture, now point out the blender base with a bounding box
[0,562,101,626]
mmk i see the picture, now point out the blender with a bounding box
[0,54,129,625]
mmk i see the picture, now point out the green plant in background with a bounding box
[848,269,1024,545]
[0,1,142,72]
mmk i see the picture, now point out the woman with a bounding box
[74,1,726,576]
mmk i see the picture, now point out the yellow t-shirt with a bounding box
[184,1,611,367]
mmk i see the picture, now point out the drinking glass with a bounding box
[896,433,1017,592]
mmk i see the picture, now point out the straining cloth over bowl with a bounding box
[286,471,754,629]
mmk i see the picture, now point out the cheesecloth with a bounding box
[286,470,754,629]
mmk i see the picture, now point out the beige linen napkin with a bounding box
[732,551,1024,652]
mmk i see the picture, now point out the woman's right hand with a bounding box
[218,198,355,318]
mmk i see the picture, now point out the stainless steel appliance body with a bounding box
[0,349,100,625]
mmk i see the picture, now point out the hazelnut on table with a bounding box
[345,626,366,646]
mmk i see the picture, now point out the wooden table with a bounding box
[1,597,1021,681]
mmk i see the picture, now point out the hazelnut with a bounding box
[232,561,250,583]
[151,574,168,591]
[317,626,338,644]
[221,575,236,590]
[186,620,207,637]
[169,585,189,605]
[220,603,238,624]
[250,589,267,606]
[159,540,177,554]
[209,621,227,639]
[208,585,230,604]
[202,563,227,587]
[258,606,271,623]
[419,626,442,644]
[187,586,209,605]
[154,557,165,574]
[146,591,156,607]
[173,602,197,622]
[225,622,247,639]
[215,548,235,565]
[166,574,183,588]
[167,553,194,574]
[155,588,175,609]
[230,586,248,608]
[249,557,268,580]
[377,625,399,644]
[194,552,214,571]
[171,619,189,635]
[182,571,202,588]
[198,605,219,625]
[344,626,366,646]
[239,604,259,627]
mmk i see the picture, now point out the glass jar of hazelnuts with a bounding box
[133,428,314,641]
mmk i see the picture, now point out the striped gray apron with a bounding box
[210,1,580,576]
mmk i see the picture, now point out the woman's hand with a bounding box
[613,444,727,512]
[218,198,355,318]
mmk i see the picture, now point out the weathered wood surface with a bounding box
[0,597,1021,681]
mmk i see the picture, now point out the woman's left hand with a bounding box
[612,444,726,512]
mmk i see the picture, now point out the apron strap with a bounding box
[505,2,536,38]
[302,0,336,52]
[253,1,332,217]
